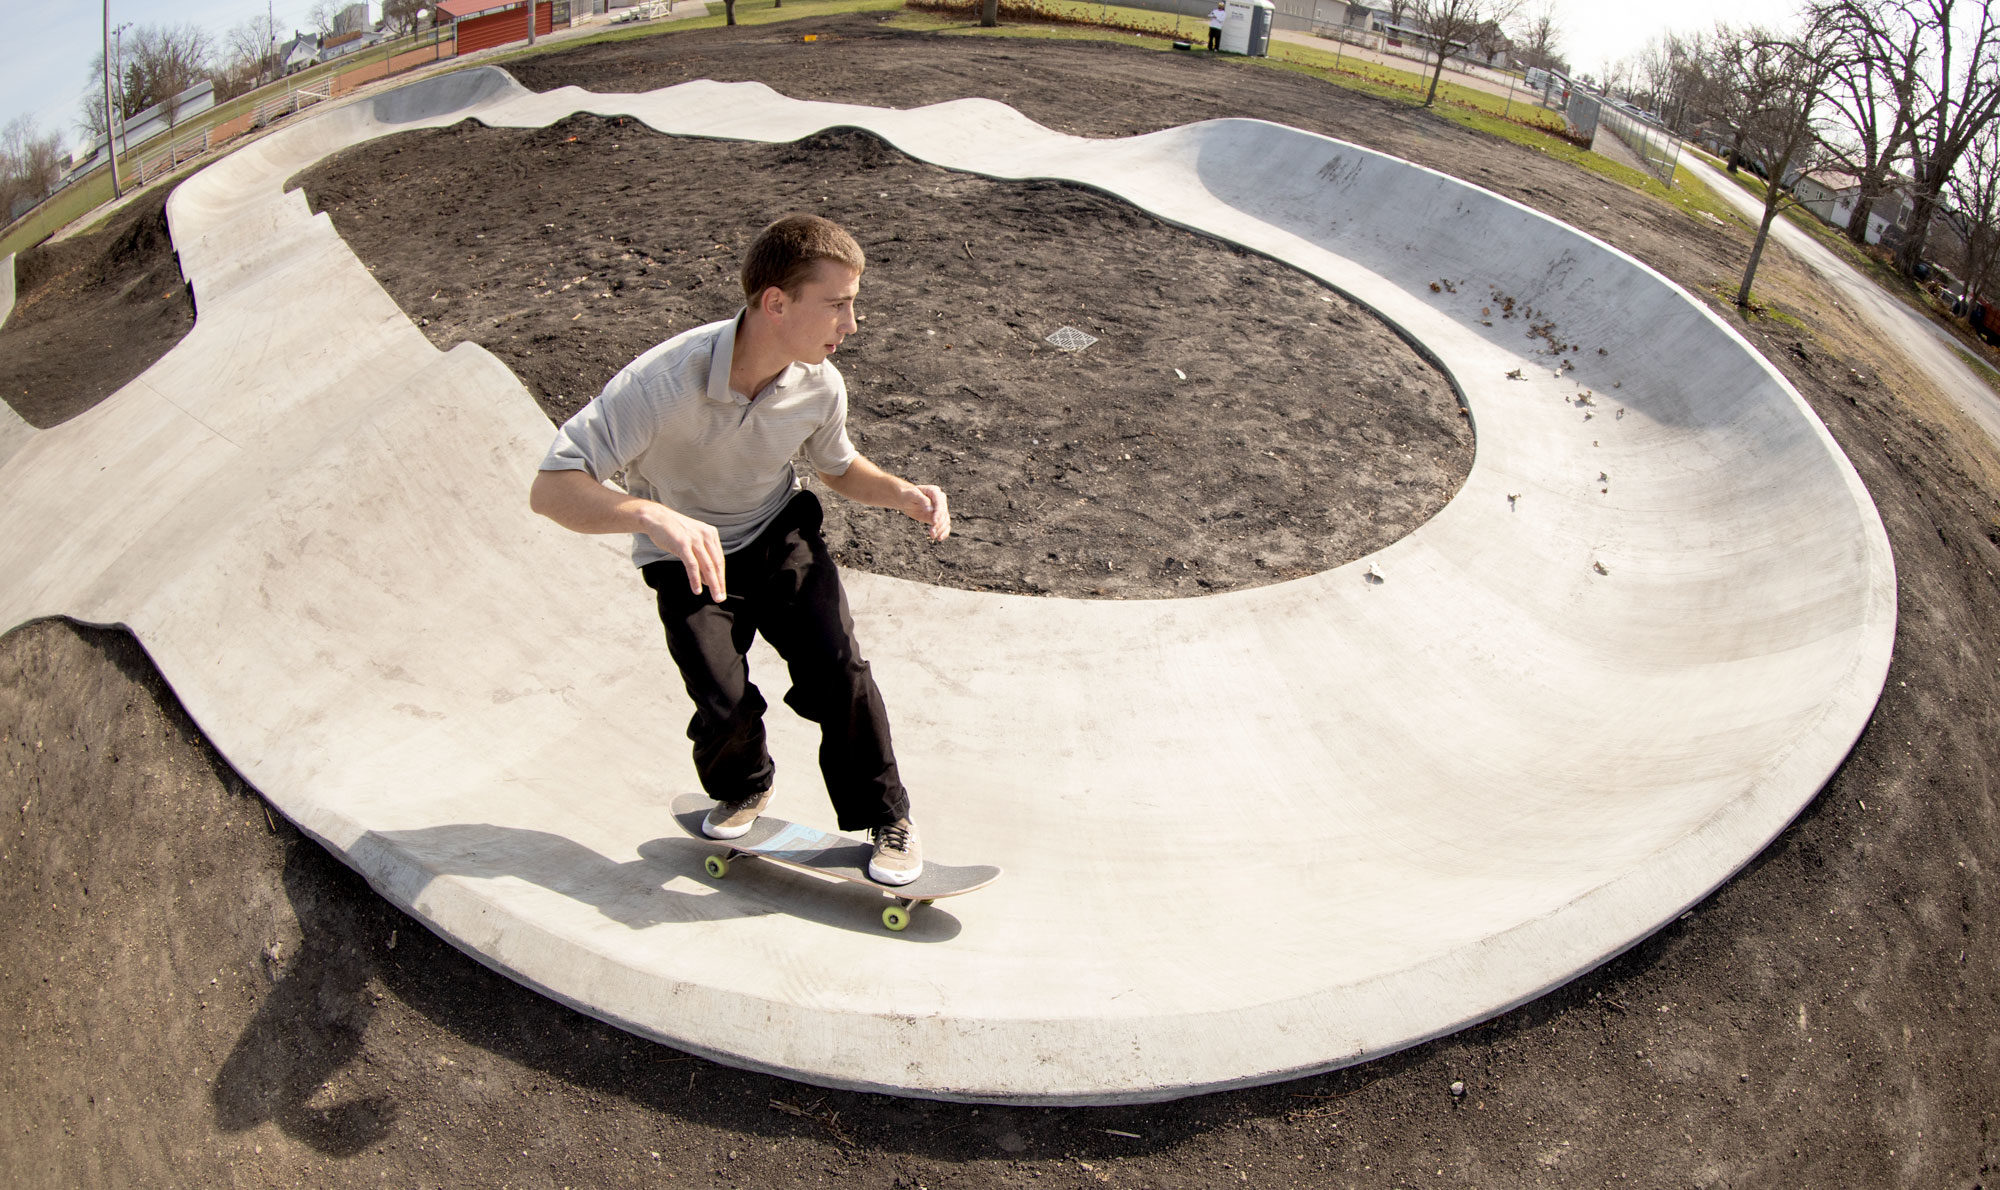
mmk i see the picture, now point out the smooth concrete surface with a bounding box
[1684,151,2000,450]
[0,253,29,465]
[0,68,1895,1103]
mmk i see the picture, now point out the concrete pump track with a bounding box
[0,66,1895,1104]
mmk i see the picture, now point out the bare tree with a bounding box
[1597,56,1632,103]
[122,24,214,135]
[1628,31,1705,123]
[383,0,428,36]
[0,115,67,220]
[1406,0,1524,107]
[981,0,998,28]
[1727,20,1844,308]
[1702,23,1792,175]
[225,12,284,86]
[1512,1,1563,74]
[78,49,136,143]
[307,0,343,36]
[1896,0,2000,274]
[1655,31,1715,133]
[1948,118,2000,305]
[1810,0,1923,246]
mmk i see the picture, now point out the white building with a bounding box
[1794,169,1915,246]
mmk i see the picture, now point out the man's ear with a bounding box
[757,284,788,318]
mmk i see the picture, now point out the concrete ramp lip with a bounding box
[0,68,1895,1103]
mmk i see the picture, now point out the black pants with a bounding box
[641,491,908,832]
[1207,26,1221,50]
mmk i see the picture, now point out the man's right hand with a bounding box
[530,468,727,602]
[644,506,728,601]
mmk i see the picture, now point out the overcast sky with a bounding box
[7,0,1811,156]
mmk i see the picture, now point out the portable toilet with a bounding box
[1246,0,1273,55]
[1219,0,1274,56]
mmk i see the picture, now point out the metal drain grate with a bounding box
[1045,326,1098,352]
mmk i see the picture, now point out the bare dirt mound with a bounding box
[5,16,2000,1188]
[296,117,1469,598]
[0,185,194,428]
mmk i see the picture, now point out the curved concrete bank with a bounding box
[0,254,30,465]
[0,69,1895,1103]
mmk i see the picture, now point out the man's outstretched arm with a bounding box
[529,468,730,600]
[817,456,951,542]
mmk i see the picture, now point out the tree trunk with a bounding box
[724,0,736,24]
[1898,188,1939,274]
[1726,128,1748,174]
[981,0,998,26]
[1845,188,1876,245]
[1737,196,1783,308]
[1424,49,1446,107]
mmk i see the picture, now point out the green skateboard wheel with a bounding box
[704,853,729,879]
[882,904,911,931]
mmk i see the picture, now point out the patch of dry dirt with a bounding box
[0,186,195,428]
[295,117,1469,597]
[5,15,2000,1189]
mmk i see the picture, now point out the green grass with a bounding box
[1,175,112,260]
[1266,37,1564,133]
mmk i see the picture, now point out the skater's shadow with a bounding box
[349,822,965,941]
[210,819,961,1154]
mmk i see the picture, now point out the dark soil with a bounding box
[6,14,2000,1189]
[0,186,195,428]
[295,116,1468,598]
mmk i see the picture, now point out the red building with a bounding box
[440,0,556,55]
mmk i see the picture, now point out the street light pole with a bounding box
[101,0,123,199]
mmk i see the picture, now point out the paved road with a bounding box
[1681,152,2000,451]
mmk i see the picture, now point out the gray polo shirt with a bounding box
[540,311,859,567]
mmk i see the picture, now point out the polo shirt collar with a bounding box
[707,307,801,406]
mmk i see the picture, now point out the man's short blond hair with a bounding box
[740,214,866,305]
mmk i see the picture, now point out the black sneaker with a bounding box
[867,818,923,885]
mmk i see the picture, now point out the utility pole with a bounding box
[526,0,537,44]
[100,0,122,199]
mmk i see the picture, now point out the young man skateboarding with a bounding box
[529,214,949,886]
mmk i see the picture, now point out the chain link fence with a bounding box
[1594,101,1681,184]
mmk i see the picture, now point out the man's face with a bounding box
[766,259,861,366]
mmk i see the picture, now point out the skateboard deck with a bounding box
[672,793,1002,931]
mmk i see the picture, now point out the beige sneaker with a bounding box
[867,818,923,885]
[701,789,772,840]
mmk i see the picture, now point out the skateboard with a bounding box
[672,793,1001,931]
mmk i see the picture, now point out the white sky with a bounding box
[5,0,318,155]
[1554,0,1805,80]
[8,0,1810,156]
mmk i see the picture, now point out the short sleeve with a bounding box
[540,366,658,481]
[802,369,860,477]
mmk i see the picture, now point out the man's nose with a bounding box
[840,307,858,334]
